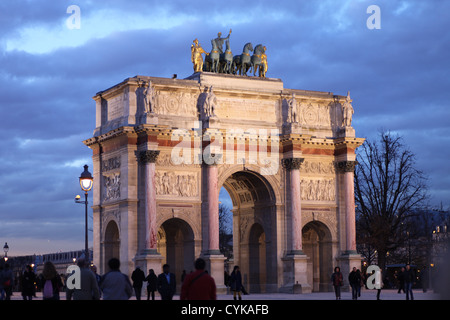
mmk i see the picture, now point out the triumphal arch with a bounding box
[83,36,364,294]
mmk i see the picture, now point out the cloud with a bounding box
[1,0,449,256]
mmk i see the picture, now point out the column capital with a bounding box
[335,160,357,173]
[139,150,160,163]
[282,157,304,170]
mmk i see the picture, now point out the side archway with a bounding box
[302,221,333,292]
[104,220,120,272]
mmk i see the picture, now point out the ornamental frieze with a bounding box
[300,160,335,175]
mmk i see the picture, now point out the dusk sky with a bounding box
[1,0,449,256]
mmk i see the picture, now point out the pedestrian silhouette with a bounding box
[100,258,133,300]
[66,258,100,300]
[229,265,243,300]
[42,261,63,300]
[180,258,216,300]
[397,267,405,293]
[349,267,362,300]
[331,266,343,300]
[21,265,36,300]
[157,264,176,300]
[145,269,157,300]
[404,264,415,300]
[131,266,146,300]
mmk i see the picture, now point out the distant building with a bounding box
[2,249,93,291]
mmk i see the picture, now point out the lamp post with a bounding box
[75,165,93,263]
[3,242,9,262]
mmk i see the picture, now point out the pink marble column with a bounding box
[338,161,357,253]
[206,161,220,254]
[283,158,305,254]
[140,150,160,253]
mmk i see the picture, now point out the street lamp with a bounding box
[75,165,93,263]
[3,242,9,262]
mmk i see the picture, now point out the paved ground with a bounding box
[7,289,441,300]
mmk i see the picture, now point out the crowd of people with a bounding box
[331,264,418,300]
[2,259,425,300]
[0,258,247,301]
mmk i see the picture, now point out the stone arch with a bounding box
[104,220,120,272]
[302,220,333,292]
[220,168,278,293]
[218,164,280,204]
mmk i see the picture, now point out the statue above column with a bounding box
[341,91,354,127]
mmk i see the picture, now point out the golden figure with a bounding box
[260,48,268,78]
[191,38,208,73]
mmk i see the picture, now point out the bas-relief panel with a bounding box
[155,171,198,197]
[300,160,336,202]
[285,97,341,129]
[154,91,199,117]
[155,152,200,198]
[102,156,121,202]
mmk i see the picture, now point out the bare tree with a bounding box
[355,131,428,270]
[219,203,233,258]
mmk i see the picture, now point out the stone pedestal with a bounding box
[280,254,311,294]
[139,112,158,125]
[135,251,164,274]
[338,126,355,138]
[203,254,227,294]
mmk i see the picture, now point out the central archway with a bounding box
[221,169,277,293]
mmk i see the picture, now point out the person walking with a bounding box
[1,264,14,300]
[90,265,101,286]
[348,267,361,300]
[397,267,405,293]
[404,264,415,300]
[131,266,146,300]
[100,258,133,300]
[21,265,36,300]
[331,266,343,300]
[376,269,384,300]
[42,261,63,300]
[157,264,176,300]
[229,265,243,300]
[357,269,363,298]
[145,269,157,300]
[180,258,216,300]
[66,259,100,300]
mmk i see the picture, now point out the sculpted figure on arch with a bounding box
[342,91,354,127]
